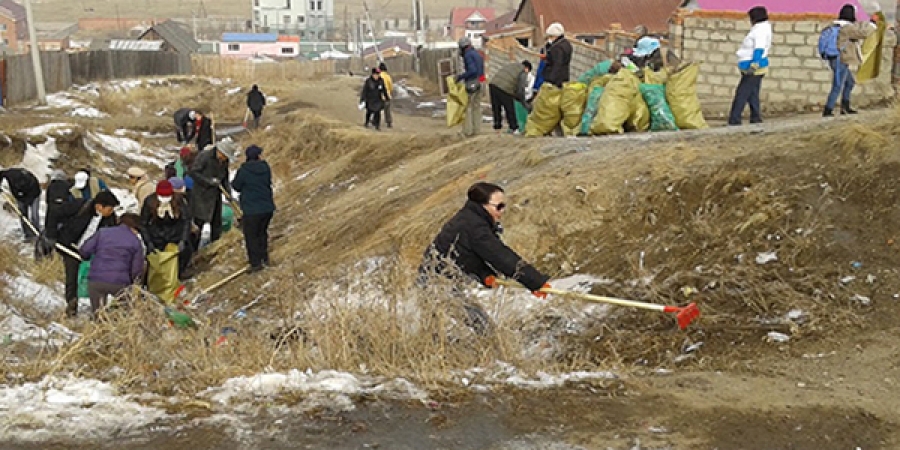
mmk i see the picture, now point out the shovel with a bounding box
[1,190,82,261]
[184,266,250,308]
[219,185,244,221]
[489,278,701,330]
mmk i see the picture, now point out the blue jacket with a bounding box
[232,160,276,216]
[80,224,145,286]
[456,47,484,82]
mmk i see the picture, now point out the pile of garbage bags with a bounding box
[525,63,708,137]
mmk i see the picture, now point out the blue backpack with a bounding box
[818,24,841,59]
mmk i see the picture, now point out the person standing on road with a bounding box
[378,62,395,128]
[419,182,551,334]
[541,23,573,89]
[489,61,533,135]
[456,37,485,137]
[727,6,771,126]
[50,190,120,317]
[823,3,878,116]
[173,108,200,144]
[0,167,42,242]
[79,212,145,316]
[189,138,237,245]
[232,145,276,273]
[361,68,389,131]
[246,85,266,129]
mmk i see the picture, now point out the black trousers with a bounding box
[250,108,262,129]
[489,84,518,131]
[365,108,382,129]
[728,74,763,125]
[62,252,81,317]
[242,213,273,268]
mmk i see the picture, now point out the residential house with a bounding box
[138,20,201,54]
[90,39,165,51]
[0,0,27,53]
[220,33,300,59]
[513,0,683,45]
[252,0,334,39]
[447,7,496,47]
[361,37,413,61]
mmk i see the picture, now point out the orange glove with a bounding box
[484,275,497,288]
[539,53,547,61]
[533,283,551,299]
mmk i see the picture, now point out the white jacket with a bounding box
[735,22,772,65]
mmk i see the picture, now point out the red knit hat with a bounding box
[156,180,174,196]
[180,146,192,158]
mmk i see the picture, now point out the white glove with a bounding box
[358,102,365,111]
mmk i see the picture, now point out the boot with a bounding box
[840,100,858,115]
[823,107,834,117]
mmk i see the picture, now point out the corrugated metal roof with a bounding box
[109,39,164,51]
[690,0,867,17]
[222,33,278,43]
[519,0,683,35]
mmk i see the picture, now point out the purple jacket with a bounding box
[80,225,146,285]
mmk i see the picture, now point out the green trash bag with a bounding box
[577,60,613,84]
[515,101,529,132]
[77,260,91,299]
[525,84,563,137]
[639,84,679,132]
[580,86,605,136]
[222,204,234,233]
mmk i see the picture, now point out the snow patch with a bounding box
[3,275,65,315]
[266,96,278,104]
[21,122,78,137]
[21,138,60,181]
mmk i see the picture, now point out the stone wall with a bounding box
[670,10,897,117]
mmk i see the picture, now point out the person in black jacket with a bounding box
[37,170,73,259]
[195,115,214,154]
[246,85,266,129]
[232,145,276,272]
[0,168,42,241]
[360,68,389,131]
[48,190,119,317]
[541,22,573,88]
[140,180,193,278]
[189,138,237,245]
[173,108,203,144]
[420,182,551,333]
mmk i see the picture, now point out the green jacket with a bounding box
[489,63,528,101]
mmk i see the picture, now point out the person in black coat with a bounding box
[232,145,276,272]
[246,85,266,129]
[140,180,193,278]
[360,68,389,131]
[1,168,42,241]
[48,190,120,317]
[195,115,214,153]
[541,22,573,88]
[189,138,237,245]
[173,108,200,144]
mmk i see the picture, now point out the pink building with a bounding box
[220,33,301,59]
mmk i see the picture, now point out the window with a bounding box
[309,1,315,10]
[228,43,240,51]
[284,15,291,24]
[0,24,6,31]
[281,47,295,54]
[297,15,304,23]
[316,1,322,10]
[286,0,291,8]
[254,0,259,5]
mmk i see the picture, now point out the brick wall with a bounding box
[671,11,897,116]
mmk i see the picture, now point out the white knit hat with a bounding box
[546,22,565,37]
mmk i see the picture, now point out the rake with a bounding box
[1,190,82,260]
[489,278,701,330]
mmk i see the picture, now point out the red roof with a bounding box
[516,0,683,35]
[449,7,497,28]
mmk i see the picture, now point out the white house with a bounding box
[252,0,335,39]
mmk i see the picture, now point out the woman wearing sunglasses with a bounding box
[420,182,551,333]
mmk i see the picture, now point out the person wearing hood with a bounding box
[541,23,573,88]
[188,138,237,245]
[140,180,193,278]
[232,145,275,272]
[70,169,108,202]
[79,212,145,315]
[455,36,485,137]
[823,3,879,116]
[246,85,267,129]
[127,166,155,209]
[360,68,389,131]
[0,167,42,242]
[173,108,200,144]
[49,190,120,317]
[419,182,551,334]
[728,6,772,126]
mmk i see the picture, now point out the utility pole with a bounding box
[362,1,381,63]
[23,0,45,104]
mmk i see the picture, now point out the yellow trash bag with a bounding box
[643,69,669,85]
[626,92,651,132]
[525,84,563,137]
[147,243,181,304]
[666,64,708,130]
[446,75,468,128]
[591,71,640,135]
[560,82,588,136]
[590,74,614,90]
[858,11,887,83]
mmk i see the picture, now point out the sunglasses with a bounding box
[488,202,506,211]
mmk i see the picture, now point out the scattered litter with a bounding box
[802,351,836,359]
[850,294,871,306]
[785,309,806,322]
[755,252,778,265]
[840,275,856,285]
[866,274,876,284]
[851,261,863,269]
[648,426,670,434]
[765,331,791,343]
[683,342,703,353]
[680,286,697,297]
